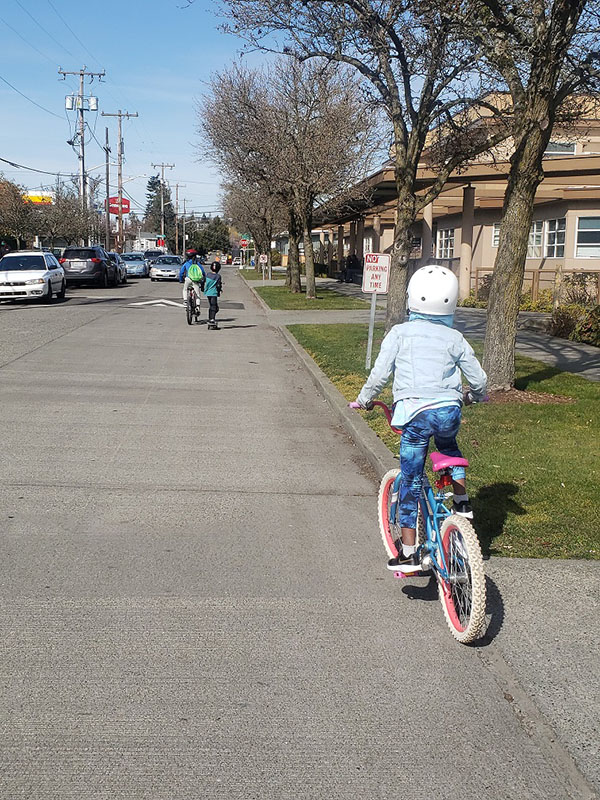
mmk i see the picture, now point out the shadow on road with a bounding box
[477,575,505,646]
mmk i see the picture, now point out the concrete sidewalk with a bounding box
[246,277,599,381]
[0,268,597,798]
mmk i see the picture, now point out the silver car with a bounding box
[121,252,149,278]
[150,255,182,281]
[0,250,66,302]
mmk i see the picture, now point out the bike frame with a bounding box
[389,471,452,581]
[187,285,198,311]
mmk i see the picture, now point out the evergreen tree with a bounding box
[144,174,176,249]
[189,215,230,253]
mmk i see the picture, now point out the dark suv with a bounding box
[60,246,117,287]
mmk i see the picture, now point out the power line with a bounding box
[13,0,77,59]
[0,155,74,177]
[0,72,63,119]
[46,0,105,70]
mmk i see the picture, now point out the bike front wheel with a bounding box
[437,515,486,644]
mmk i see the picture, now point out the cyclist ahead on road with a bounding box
[179,252,206,306]
[355,264,487,572]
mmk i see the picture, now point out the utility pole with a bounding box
[59,66,105,212]
[104,127,111,251]
[151,162,175,240]
[102,110,138,252]
[182,198,187,255]
[174,183,186,255]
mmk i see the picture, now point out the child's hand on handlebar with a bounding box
[349,399,374,410]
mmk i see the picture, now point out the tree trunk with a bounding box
[287,212,302,293]
[302,219,316,299]
[483,117,552,390]
[385,190,417,331]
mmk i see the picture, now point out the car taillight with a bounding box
[91,257,101,263]
[59,258,66,264]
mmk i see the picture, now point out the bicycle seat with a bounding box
[429,452,469,471]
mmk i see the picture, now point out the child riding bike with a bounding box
[179,253,206,311]
[355,264,487,573]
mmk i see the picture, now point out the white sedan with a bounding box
[0,251,66,302]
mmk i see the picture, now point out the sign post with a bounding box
[362,252,391,371]
[259,253,268,281]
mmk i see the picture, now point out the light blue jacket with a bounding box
[357,317,487,406]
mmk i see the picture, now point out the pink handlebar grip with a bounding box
[348,401,361,409]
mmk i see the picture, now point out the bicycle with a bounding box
[186,284,201,325]
[349,399,486,644]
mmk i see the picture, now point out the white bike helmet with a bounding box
[407,264,459,315]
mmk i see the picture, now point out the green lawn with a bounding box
[288,322,600,560]
[255,286,368,310]
[239,268,286,280]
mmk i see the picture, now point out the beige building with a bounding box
[316,123,600,302]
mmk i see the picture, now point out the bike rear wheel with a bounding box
[378,469,401,558]
[437,515,486,643]
[186,292,193,325]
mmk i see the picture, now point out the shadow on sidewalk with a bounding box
[401,572,505,644]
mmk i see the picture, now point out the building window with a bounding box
[493,220,544,256]
[437,228,454,259]
[492,223,501,247]
[411,236,422,257]
[527,221,544,258]
[363,234,373,253]
[546,218,566,258]
[576,217,600,258]
[544,141,576,156]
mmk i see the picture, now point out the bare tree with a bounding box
[223,181,286,275]
[35,180,96,246]
[461,0,600,389]
[217,0,512,325]
[200,57,378,298]
[0,178,32,248]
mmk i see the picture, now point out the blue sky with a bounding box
[0,0,250,218]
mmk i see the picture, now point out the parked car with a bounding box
[108,252,127,284]
[0,250,66,302]
[233,256,242,267]
[60,245,117,287]
[150,255,182,281]
[143,249,165,265]
[121,252,149,278]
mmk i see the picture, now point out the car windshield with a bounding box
[63,248,97,259]
[0,255,46,271]
[157,257,179,264]
[122,254,143,261]
[145,251,162,258]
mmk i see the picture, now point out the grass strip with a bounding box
[255,286,368,310]
[288,322,600,560]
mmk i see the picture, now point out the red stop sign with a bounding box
[240,238,248,248]
[108,197,131,215]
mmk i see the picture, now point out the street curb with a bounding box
[278,326,396,479]
[240,275,273,314]
[240,271,396,476]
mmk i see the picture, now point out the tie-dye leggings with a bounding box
[398,405,465,528]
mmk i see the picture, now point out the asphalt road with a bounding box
[1,271,598,799]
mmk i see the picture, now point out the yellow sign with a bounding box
[25,194,53,205]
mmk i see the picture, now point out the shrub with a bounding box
[270,248,281,267]
[550,303,588,339]
[476,272,493,301]
[459,291,487,309]
[563,272,597,307]
[519,288,553,312]
[571,305,600,347]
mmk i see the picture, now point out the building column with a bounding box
[337,224,345,271]
[349,220,357,255]
[421,202,433,264]
[356,217,365,262]
[459,186,475,299]
[327,234,334,277]
[372,214,381,252]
